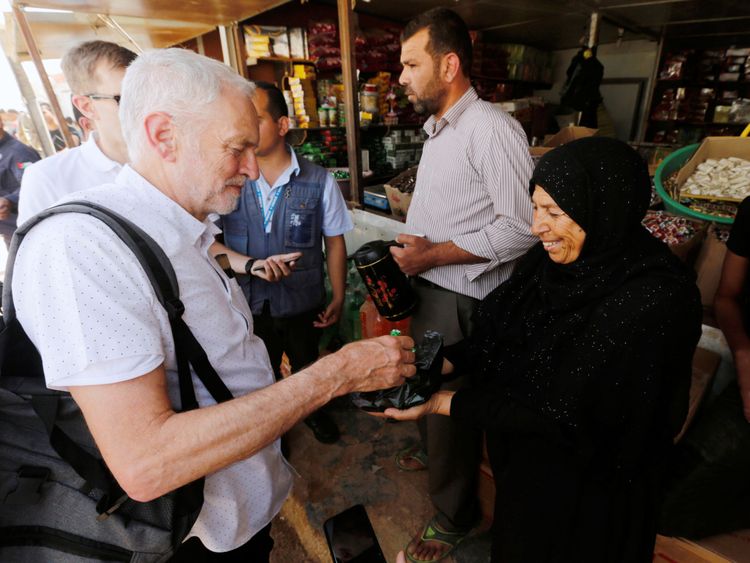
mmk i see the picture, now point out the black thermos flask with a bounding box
[353,240,417,321]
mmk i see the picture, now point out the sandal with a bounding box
[405,517,469,563]
[395,444,428,471]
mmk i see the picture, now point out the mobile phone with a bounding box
[250,257,297,273]
[323,504,387,563]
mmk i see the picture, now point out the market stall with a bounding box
[5,1,750,560]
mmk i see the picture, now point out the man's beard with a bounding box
[209,179,245,215]
[410,75,446,116]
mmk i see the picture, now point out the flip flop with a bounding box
[405,517,469,563]
[395,444,428,471]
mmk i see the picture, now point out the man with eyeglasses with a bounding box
[18,41,136,225]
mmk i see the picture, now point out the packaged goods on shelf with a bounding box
[729,98,750,123]
[659,51,691,80]
[470,38,552,83]
[642,210,707,261]
[643,210,701,246]
[244,25,290,60]
[289,28,307,59]
[308,20,340,67]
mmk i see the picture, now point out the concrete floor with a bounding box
[270,398,493,563]
[268,398,746,563]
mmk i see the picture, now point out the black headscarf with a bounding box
[470,137,700,427]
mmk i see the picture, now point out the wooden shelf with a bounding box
[290,123,424,132]
[656,79,750,88]
[249,56,315,65]
[650,119,747,127]
[471,75,552,89]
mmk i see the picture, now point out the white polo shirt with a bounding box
[13,165,293,552]
[17,134,122,226]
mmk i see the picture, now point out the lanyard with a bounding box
[254,183,284,231]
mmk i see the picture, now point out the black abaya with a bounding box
[447,138,702,562]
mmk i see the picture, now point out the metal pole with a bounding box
[12,3,75,149]
[588,11,600,49]
[218,24,246,77]
[96,15,144,54]
[337,0,362,205]
[637,30,665,143]
[218,26,232,67]
[231,23,249,79]
[4,54,54,156]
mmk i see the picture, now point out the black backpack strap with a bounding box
[3,201,234,523]
[4,200,234,407]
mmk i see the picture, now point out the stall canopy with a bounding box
[4,0,294,60]
[2,10,216,60]
[16,0,292,27]
[343,0,750,49]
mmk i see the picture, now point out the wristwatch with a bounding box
[244,258,257,274]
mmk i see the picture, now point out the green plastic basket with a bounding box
[653,143,735,225]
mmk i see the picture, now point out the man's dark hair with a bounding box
[253,81,288,120]
[401,8,473,77]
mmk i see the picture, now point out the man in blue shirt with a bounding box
[0,114,40,247]
[220,82,353,444]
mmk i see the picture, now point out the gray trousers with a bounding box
[411,279,482,531]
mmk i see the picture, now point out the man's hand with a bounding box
[314,298,343,328]
[250,252,302,282]
[390,234,436,276]
[331,335,417,394]
[735,349,750,422]
[0,198,12,221]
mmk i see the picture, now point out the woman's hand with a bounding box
[381,391,454,421]
[441,358,454,375]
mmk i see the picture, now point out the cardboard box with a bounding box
[384,185,412,219]
[654,535,729,562]
[696,528,750,562]
[675,137,750,196]
[674,347,721,443]
[694,225,729,307]
[529,125,598,157]
[669,221,708,263]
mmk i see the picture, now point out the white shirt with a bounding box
[254,147,353,235]
[17,134,122,226]
[407,87,536,299]
[13,165,293,552]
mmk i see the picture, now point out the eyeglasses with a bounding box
[85,94,121,105]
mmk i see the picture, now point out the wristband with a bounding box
[244,258,257,274]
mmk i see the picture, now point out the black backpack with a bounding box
[0,201,234,562]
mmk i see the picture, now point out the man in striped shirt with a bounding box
[390,8,536,562]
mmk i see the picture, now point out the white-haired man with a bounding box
[12,48,416,560]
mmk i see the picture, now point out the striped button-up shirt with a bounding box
[406,87,536,299]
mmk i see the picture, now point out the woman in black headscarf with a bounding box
[387,137,702,562]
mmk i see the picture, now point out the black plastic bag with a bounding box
[351,330,443,412]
